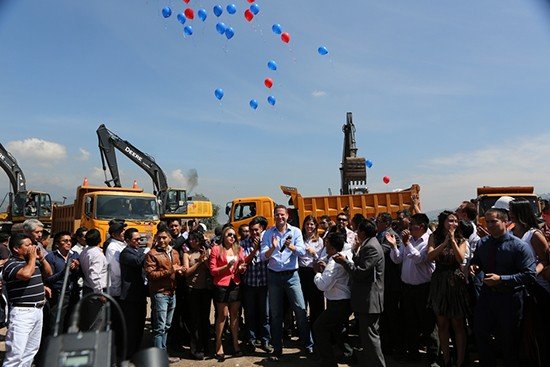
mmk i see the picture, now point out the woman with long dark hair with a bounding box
[298,215,325,329]
[509,199,550,366]
[209,226,246,361]
[427,211,469,367]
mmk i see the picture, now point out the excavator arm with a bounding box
[0,142,27,194]
[340,112,367,194]
[97,124,169,194]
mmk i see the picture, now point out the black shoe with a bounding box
[253,339,262,348]
[261,342,274,353]
[234,350,243,357]
[269,350,282,362]
[304,346,315,358]
[215,353,225,362]
[191,352,205,360]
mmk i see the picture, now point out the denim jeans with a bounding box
[267,269,313,352]
[242,284,270,344]
[151,293,176,350]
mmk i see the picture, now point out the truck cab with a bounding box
[226,197,275,230]
[476,186,541,227]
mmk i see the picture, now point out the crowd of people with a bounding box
[0,197,549,367]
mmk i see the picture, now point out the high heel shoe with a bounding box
[215,353,225,362]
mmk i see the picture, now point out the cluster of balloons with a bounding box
[160,1,328,111]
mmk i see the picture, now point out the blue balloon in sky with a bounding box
[177,12,186,24]
[249,99,258,110]
[318,46,329,55]
[250,3,260,15]
[272,23,282,35]
[267,60,278,71]
[226,4,237,14]
[198,9,207,21]
[213,5,223,17]
[184,26,193,36]
[267,95,276,106]
[366,159,373,168]
[225,27,235,39]
[215,88,224,100]
[216,22,227,35]
[162,7,172,18]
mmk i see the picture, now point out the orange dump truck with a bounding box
[52,184,160,244]
[476,186,541,228]
[227,184,421,230]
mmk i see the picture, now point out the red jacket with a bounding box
[209,245,245,286]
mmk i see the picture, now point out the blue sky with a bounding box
[2,0,550,220]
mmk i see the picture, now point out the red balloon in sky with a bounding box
[247,0,255,3]
[183,0,190,3]
[383,176,390,184]
[264,78,273,89]
[281,32,291,43]
[244,9,254,22]
[184,7,194,19]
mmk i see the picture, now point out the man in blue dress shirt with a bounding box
[261,205,313,361]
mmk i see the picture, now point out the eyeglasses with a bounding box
[226,233,236,238]
[337,217,348,222]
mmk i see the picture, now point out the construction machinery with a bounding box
[0,142,52,230]
[96,124,212,220]
[227,184,421,230]
[52,179,160,244]
[340,112,368,195]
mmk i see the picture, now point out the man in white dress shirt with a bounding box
[387,213,438,363]
[313,230,352,367]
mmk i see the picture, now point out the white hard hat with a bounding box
[492,196,514,211]
[199,223,207,231]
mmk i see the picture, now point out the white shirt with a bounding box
[313,251,352,300]
[299,237,324,268]
[389,232,434,285]
[345,228,357,249]
[72,243,86,255]
[105,238,126,297]
[80,246,108,294]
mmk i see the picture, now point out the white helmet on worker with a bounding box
[492,196,514,211]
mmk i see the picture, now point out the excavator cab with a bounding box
[12,191,52,222]
[160,188,188,215]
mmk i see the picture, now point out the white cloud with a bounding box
[412,133,550,212]
[312,90,327,97]
[78,148,90,161]
[7,138,67,165]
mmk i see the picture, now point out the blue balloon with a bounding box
[162,6,172,18]
[272,23,282,35]
[184,25,193,36]
[318,46,329,55]
[366,159,373,168]
[198,9,207,21]
[267,95,276,106]
[213,5,223,17]
[249,99,258,110]
[250,3,260,15]
[226,4,237,14]
[225,27,235,40]
[177,12,186,24]
[267,60,278,71]
[215,88,224,100]
[216,22,226,35]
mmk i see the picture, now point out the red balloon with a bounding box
[184,7,194,19]
[183,0,190,3]
[281,32,291,43]
[244,9,254,22]
[383,176,390,184]
[264,78,273,89]
[247,0,255,3]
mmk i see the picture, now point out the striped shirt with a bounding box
[3,256,45,304]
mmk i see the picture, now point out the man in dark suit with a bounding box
[119,227,151,359]
[335,219,386,367]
